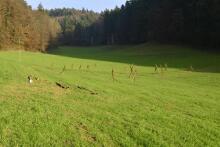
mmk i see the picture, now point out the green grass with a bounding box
[0,44,220,146]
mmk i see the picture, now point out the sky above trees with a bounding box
[25,0,127,12]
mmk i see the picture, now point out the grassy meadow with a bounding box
[0,44,220,146]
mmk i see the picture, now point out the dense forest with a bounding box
[49,0,220,49]
[0,0,60,51]
[48,8,100,45]
[0,0,220,51]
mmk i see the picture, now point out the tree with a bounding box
[37,3,44,12]
[0,0,60,51]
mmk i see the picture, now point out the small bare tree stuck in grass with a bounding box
[129,64,134,78]
[190,65,194,71]
[79,65,82,70]
[160,64,164,73]
[112,68,116,82]
[155,64,158,73]
[164,63,168,71]
[128,64,137,82]
[133,69,137,82]
[60,65,66,74]
[87,65,90,70]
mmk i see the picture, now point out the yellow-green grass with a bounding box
[0,44,220,146]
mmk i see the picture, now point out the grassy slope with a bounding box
[0,44,220,146]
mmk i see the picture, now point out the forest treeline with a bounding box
[47,8,100,45]
[0,0,220,51]
[0,0,60,51]
[49,0,220,49]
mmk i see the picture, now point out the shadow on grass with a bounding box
[48,44,220,73]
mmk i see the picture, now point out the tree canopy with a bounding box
[48,0,220,49]
[0,0,219,51]
[0,0,60,51]
[48,8,100,45]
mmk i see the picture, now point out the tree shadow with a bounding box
[48,44,220,73]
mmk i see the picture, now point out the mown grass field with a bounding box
[0,44,220,146]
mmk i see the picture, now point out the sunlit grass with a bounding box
[0,44,220,146]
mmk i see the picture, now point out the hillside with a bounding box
[0,0,60,51]
[0,44,220,146]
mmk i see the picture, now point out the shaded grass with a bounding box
[0,44,220,146]
[49,43,220,73]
